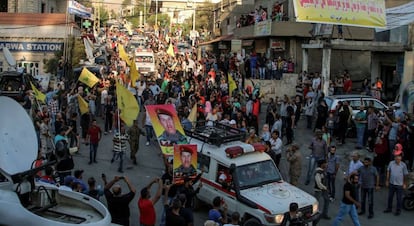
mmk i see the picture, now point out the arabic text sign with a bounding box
[293,0,386,28]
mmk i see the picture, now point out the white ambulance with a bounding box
[186,123,320,226]
[134,48,156,77]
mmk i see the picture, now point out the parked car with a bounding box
[0,71,37,102]
[324,95,389,137]
[325,95,388,117]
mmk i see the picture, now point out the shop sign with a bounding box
[254,20,271,36]
[231,39,242,53]
[0,42,64,52]
[270,40,285,50]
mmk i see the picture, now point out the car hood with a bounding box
[239,181,316,214]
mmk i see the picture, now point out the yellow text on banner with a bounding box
[292,0,386,28]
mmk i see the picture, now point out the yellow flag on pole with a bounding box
[116,80,139,126]
[130,60,140,87]
[30,82,46,103]
[118,44,131,65]
[77,95,89,115]
[78,67,100,88]
[228,73,237,96]
[187,103,197,123]
[167,43,175,57]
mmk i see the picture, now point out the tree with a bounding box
[183,3,214,40]
[43,51,63,75]
[76,0,92,8]
[98,5,110,25]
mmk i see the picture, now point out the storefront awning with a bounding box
[199,34,233,45]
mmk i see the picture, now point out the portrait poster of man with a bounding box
[145,104,188,155]
[173,144,197,184]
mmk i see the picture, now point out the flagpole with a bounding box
[117,108,121,134]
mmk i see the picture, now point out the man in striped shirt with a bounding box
[111,126,129,173]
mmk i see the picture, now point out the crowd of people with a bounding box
[19,18,414,226]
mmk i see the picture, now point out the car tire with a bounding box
[243,218,261,226]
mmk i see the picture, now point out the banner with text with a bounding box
[293,0,386,28]
[0,42,63,52]
[68,0,92,19]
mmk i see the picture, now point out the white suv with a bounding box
[186,123,320,226]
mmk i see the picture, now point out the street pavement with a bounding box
[72,107,413,226]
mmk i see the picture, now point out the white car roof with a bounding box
[189,139,271,166]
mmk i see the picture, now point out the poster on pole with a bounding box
[293,0,386,28]
[173,144,198,184]
[145,104,188,155]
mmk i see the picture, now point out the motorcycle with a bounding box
[403,183,414,211]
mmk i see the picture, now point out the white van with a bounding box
[134,48,156,76]
[186,123,320,226]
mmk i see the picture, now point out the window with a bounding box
[217,164,233,190]
[349,100,362,109]
[0,61,4,72]
[0,0,7,12]
[18,62,39,77]
[197,153,210,173]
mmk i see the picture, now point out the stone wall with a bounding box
[245,74,298,102]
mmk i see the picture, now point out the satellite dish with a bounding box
[0,96,37,176]
[2,47,16,68]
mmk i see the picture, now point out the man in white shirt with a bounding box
[270,131,283,168]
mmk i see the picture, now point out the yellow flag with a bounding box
[77,95,89,115]
[78,67,100,88]
[118,44,131,65]
[130,60,140,87]
[30,82,46,103]
[167,43,175,57]
[116,80,139,126]
[187,103,197,123]
[228,73,237,96]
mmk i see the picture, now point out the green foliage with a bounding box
[71,37,86,68]
[76,0,92,8]
[98,6,110,24]
[147,14,170,27]
[43,51,63,75]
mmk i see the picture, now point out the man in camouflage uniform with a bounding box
[127,120,145,165]
[286,144,302,186]
[157,108,187,146]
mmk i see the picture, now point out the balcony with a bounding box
[233,20,374,40]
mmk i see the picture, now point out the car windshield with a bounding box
[236,160,282,189]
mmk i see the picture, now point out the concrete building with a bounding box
[204,0,414,112]
[0,0,84,76]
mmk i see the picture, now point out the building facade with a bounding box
[0,0,82,76]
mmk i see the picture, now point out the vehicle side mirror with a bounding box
[230,164,236,174]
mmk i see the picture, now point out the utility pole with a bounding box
[155,0,158,27]
[144,0,146,27]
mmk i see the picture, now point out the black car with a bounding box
[0,71,37,102]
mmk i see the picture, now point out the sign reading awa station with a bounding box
[0,42,64,52]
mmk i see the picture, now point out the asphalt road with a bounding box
[72,109,414,226]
